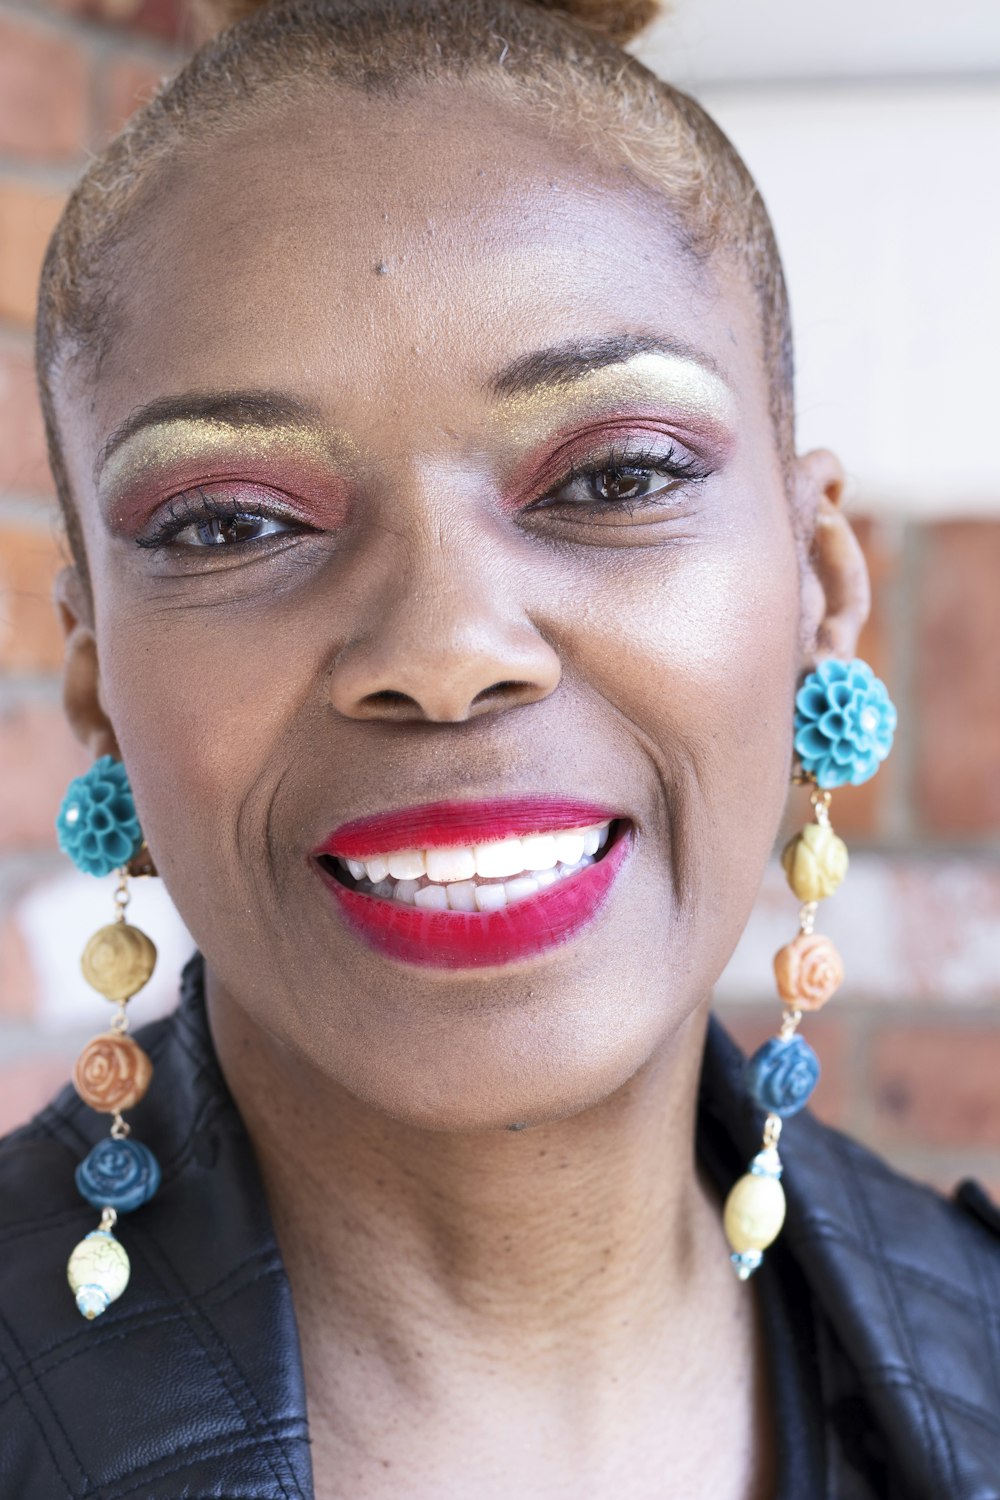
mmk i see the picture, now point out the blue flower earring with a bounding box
[723,657,897,1279]
[56,756,162,1319]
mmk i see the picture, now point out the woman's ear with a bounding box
[793,449,871,664]
[54,565,121,760]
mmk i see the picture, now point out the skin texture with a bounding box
[54,81,869,1499]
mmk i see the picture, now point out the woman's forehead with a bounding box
[62,87,766,467]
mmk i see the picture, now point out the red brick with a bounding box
[0,181,66,328]
[0,13,89,163]
[0,339,52,499]
[871,1023,1000,1149]
[0,524,67,672]
[100,51,168,138]
[831,516,900,840]
[0,701,86,851]
[916,521,1000,836]
[714,1004,850,1129]
[0,1051,74,1136]
[0,912,38,1020]
[43,0,188,46]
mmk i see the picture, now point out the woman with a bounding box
[1,1,997,1495]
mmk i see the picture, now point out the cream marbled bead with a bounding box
[67,1229,130,1320]
[723,1172,787,1255]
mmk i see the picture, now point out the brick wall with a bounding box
[1,2,998,1196]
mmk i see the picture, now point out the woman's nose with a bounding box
[326,531,562,724]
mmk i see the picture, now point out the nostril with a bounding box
[359,690,420,713]
[471,680,534,709]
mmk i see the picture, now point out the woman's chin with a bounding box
[296,980,685,1134]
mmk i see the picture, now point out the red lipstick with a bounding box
[316,832,629,969]
[311,797,631,969]
[316,797,620,858]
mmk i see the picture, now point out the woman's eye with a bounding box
[538,446,705,513]
[567,468,666,505]
[180,512,293,548]
[136,487,307,553]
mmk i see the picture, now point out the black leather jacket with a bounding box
[2,954,998,1498]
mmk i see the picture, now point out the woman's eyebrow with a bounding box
[95,389,322,481]
[486,334,733,400]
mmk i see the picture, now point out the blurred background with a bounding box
[0,0,998,1188]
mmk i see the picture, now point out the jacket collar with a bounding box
[8,954,997,1498]
[699,1012,1000,1499]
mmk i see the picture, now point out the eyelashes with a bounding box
[135,487,302,551]
[135,438,712,553]
[530,439,709,514]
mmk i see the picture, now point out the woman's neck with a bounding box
[206,980,773,1498]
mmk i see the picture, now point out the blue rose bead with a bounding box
[76,1137,161,1214]
[56,755,143,877]
[746,1035,820,1118]
[794,658,897,789]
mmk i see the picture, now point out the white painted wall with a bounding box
[699,83,1000,515]
[638,0,1000,86]
[632,1,1000,517]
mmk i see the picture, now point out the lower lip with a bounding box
[316,831,631,969]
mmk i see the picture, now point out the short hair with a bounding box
[36,0,794,578]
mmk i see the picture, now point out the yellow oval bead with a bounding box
[781,823,849,903]
[80,923,157,1001]
[67,1229,131,1319]
[723,1173,787,1255]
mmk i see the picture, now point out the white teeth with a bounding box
[504,875,541,905]
[387,849,425,880]
[473,838,525,879]
[425,846,477,882]
[446,880,479,912]
[553,831,586,866]
[474,883,508,912]
[414,883,449,911]
[335,821,614,906]
[520,834,558,871]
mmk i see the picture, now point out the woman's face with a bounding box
[56,85,808,1129]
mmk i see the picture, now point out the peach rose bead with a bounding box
[73,1034,154,1113]
[773,932,844,1012]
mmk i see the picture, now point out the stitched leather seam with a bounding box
[81,1426,309,1500]
[0,1256,288,1412]
[831,1131,959,1494]
[853,1365,1000,1436]
[133,1233,305,1500]
[0,1304,91,1494]
[790,1217,1000,1321]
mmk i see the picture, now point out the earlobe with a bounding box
[54,566,121,761]
[793,449,871,664]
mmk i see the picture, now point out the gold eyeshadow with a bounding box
[97,417,354,512]
[492,352,735,445]
[97,351,732,521]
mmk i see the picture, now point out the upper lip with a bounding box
[313,797,625,859]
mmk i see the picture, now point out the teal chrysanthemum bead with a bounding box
[794,659,897,789]
[56,755,143,877]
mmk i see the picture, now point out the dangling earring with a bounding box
[723,659,897,1280]
[56,755,162,1320]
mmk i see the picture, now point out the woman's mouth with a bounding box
[312,798,632,968]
